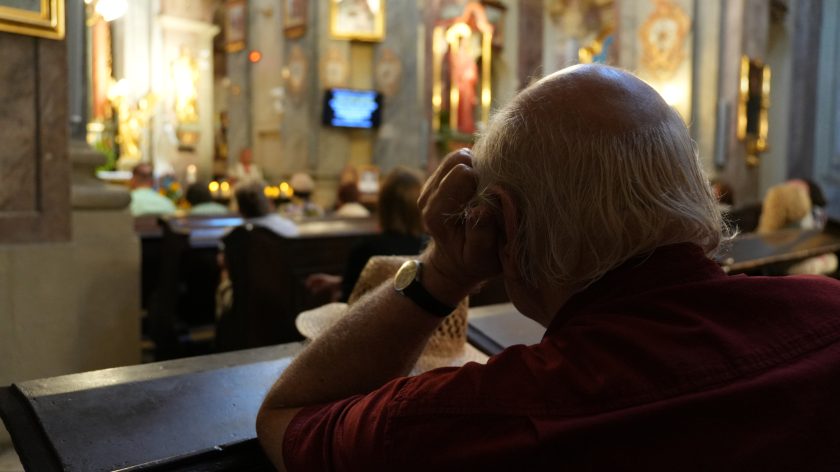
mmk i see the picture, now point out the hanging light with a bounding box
[95,0,127,22]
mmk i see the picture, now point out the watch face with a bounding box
[394,260,420,291]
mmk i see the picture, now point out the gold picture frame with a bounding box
[224,0,246,53]
[283,0,306,39]
[737,55,771,167]
[0,0,64,40]
[329,0,385,42]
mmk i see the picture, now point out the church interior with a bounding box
[1,0,840,469]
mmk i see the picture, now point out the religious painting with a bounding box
[283,0,306,39]
[224,0,246,53]
[0,0,64,39]
[330,0,385,42]
[639,0,690,80]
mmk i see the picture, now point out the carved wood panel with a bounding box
[0,32,70,243]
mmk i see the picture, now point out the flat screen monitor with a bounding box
[322,88,383,129]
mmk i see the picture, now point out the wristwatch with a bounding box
[393,260,456,318]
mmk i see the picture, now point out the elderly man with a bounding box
[256,65,840,470]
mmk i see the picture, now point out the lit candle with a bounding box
[186,164,197,185]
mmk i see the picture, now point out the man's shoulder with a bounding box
[714,272,840,308]
[130,188,176,215]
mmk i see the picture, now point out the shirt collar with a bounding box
[547,243,726,333]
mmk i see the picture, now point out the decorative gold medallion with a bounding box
[375,47,402,97]
[321,46,349,88]
[639,0,690,80]
[287,45,307,102]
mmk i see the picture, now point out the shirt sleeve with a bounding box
[282,375,412,471]
[280,355,542,471]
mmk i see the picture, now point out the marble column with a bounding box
[786,0,822,181]
[519,0,544,87]
[372,1,427,173]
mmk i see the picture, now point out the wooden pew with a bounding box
[0,304,531,471]
[0,343,302,471]
[140,215,380,356]
[717,227,840,275]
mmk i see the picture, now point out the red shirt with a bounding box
[283,244,840,471]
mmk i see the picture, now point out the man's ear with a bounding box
[485,185,519,270]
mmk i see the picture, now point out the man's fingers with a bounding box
[418,149,473,210]
[423,163,478,234]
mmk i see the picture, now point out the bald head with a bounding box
[518,64,672,135]
[473,64,722,291]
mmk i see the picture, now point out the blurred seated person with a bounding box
[129,162,177,216]
[758,180,837,275]
[234,182,299,238]
[804,178,829,229]
[186,182,229,215]
[216,183,299,319]
[333,182,371,218]
[306,167,427,302]
[758,181,814,233]
[285,172,324,218]
[230,147,264,185]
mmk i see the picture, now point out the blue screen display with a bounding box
[322,88,383,129]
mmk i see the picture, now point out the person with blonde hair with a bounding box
[757,181,812,233]
[757,180,837,274]
[257,64,840,470]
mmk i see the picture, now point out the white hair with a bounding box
[472,88,725,291]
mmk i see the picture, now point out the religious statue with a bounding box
[432,2,494,136]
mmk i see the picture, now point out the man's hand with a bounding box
[418,149,502,305]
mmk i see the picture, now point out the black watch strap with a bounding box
[402,277,456,318]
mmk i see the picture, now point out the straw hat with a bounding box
[296,256,489,374]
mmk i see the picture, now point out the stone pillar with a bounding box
[786,0,822,181]
[373,2,427,172]
[519,0,544,87]
[249,0,285,180]
[690,0,722,174]
[0,21,140,448]
[761,0,795,197]
[226,35,252,175]
[66,0,88,140]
